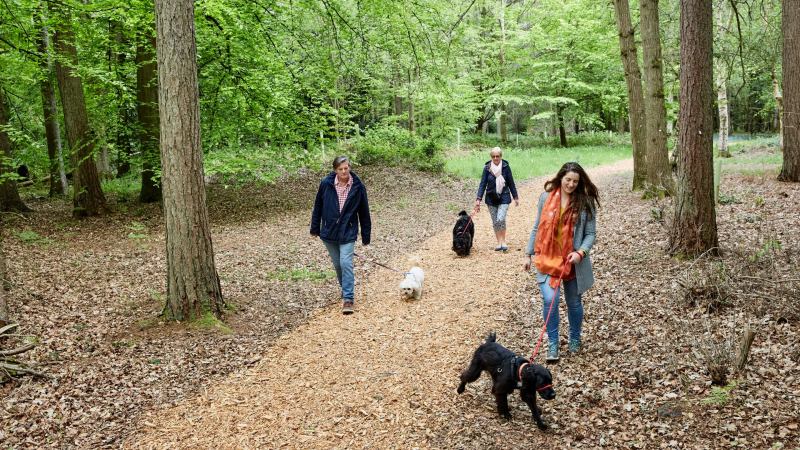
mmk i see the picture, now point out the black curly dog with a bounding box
[457,332,556,429]
[452,210,474,256]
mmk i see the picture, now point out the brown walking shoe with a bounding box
[342,300,354,315]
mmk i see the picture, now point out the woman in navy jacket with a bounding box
[473,147,519,251]
[310,156,371,315]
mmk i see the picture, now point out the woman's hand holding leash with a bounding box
[567,251,583,264]
[523,255,532,272]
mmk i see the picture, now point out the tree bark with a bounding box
[556,104,567,147]
[155,0,224,321]
[613,0,648,191]
[717,81,730,157]
[112,20,134,178]
[640,0,675,195]
[780,0,800,181]
[137,34,161,203]
[773,69,784,150]
[52,10,107,217]
[0,87,31,213]
[715,3,732,158]
[669,0,718,256]
[36,10,68,197]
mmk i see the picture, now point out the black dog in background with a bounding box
[457,332,556,429]
[452,210,474,256]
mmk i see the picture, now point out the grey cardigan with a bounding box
[525,191,597,295]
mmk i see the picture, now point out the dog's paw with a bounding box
[457,383,465,394]
[500,412,512,420]
[535,419,548,430]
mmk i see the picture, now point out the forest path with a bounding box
[127,160,633,449]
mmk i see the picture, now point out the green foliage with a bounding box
[703,381,738,405]
[446,141,631,181]
[350,126,445,172]
[204,145,323,184]
[16,230,52,246]
[750,238,782,263]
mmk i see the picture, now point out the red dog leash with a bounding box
[456,213,474,236]
[529,257,572,362]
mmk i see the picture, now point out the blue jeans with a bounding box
[322,240,355,301]
[537,275,583,346]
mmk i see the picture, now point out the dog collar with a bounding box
[517,362,529,382]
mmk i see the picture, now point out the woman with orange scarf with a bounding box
[523,162,599,362]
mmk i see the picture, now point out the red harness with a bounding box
[516,362,554,392]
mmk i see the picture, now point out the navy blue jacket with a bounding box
[310,171,371,245]
[476,160,519,206]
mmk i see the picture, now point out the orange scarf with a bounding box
[534,188,576,288]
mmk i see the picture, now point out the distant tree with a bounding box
[640,0,674,196]
[35,8,68,197]
[0,87,31,213]
[136,32,161,203]
[155,0,224,320]
[613,0,648,190]
[714,1,733,159]
[669,0,718,256]
[780,0,800,182]
[52,8,107,217]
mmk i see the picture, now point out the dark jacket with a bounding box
[310,171,371,245]
[476,160,519,207]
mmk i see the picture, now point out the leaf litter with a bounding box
[1,161,798,448]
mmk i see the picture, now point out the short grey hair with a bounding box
[332,155,350,170]
[490,147,503,157]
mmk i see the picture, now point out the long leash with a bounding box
[456,213,474,236]
[353,252,403,274]
[529,257,572,362]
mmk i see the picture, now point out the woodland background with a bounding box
[0,0,798,447]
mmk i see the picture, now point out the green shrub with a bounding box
[350,125,445,172]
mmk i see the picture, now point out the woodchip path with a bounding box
[127,160,634,449]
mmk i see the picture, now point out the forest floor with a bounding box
[1,159,799,449]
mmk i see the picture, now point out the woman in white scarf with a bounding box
[473,147,520,251]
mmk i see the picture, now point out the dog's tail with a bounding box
[485,331,496,344]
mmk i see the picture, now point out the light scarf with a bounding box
[534,188,576,288]
[490,161,505,196]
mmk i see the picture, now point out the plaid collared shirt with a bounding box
[334,174,352,213]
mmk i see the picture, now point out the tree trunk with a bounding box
[137,34,161,203]
[717,82,730,157]
[613,0,648,190]
[407,68,416,134]
[0,87,31,213]
[499,111,508,143]
[669,0,718,256]
[52,10,107,217]
[498,0,507,144]
[715,3,732,158]
[556,104,567,147]
[112,21,134,178]
[36,11,68,197]
[773,69,784,150]
[780,0,800,181]
[640,0,675,196]
[155,0,224,320]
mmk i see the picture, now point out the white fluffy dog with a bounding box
[399,266,425,301]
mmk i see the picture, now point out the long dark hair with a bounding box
[544,162,600,219]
